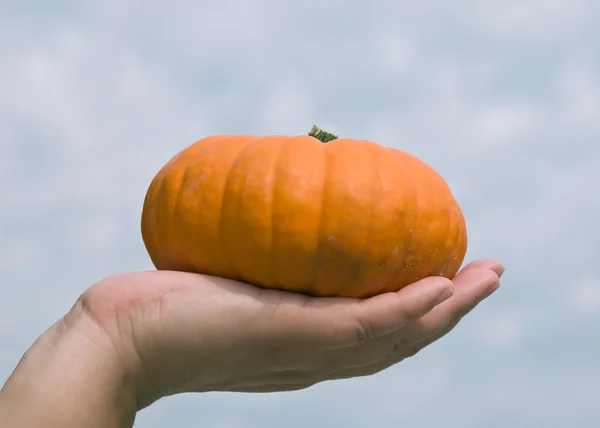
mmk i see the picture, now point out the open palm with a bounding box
[80,259,503,409]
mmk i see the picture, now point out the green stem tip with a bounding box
[308,125,339,143]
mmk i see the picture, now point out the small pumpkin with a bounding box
[141,126,467,298]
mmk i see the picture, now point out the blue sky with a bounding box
[1,1,599,427]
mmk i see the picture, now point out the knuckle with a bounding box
[454,305,471,321]
[404,344,423,358]
[434,321,460,343]
[353,317,378,344]
[385,336,406,358]
[394,292,430,320]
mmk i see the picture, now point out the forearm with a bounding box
[0,304,138,428]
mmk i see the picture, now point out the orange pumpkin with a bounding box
[141,126,467,298]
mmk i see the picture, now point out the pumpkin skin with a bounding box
[141,128,467,298]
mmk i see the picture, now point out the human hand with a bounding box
[79,259,502,409]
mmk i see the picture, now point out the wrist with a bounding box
[0,301,138,428]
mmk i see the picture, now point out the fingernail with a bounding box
[435,286,454,305]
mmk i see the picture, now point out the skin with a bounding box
[0,259,503,428]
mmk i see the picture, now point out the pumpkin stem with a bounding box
[308,125,339,143]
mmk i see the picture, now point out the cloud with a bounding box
[1,1,599,427]
[465,0,599,43]
[476,310,524,350]
[569,278,600,313]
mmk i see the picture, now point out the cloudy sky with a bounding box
[1,1,599,427]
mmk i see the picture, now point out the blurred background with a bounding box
[1,1,599,427]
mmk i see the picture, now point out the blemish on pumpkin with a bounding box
[182,175,206,198]
[391,245,403,256]
[327,236,343,251]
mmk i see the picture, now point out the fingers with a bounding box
[457,258,504,277]
[323,276,455,348]
[309,263,502,379]
[301,261,503,350]
[218,261,504,392]
[352,276,455,340]
[394,266,501,348]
